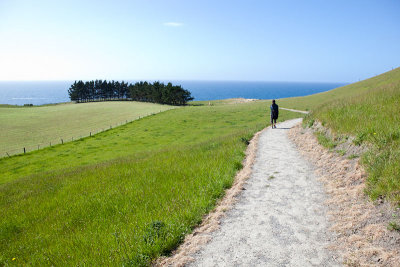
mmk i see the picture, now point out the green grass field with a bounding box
[0,101,175,157]
[2,67,399,265]
[280,67,400,204]
[0,100,301,265]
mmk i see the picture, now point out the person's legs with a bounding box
[273,118,277,128]
[271,116,278,128]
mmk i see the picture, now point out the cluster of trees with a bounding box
[129,81,193,105]
[68,80,193,105]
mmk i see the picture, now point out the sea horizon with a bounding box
[0,80,347,106]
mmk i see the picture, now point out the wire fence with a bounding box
[1,110,165,158]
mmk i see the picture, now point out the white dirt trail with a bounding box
[280,107,310,114]
[189,118,340,266]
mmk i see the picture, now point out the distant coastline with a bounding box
[0,80,346,106]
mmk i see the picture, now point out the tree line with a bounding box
[68,80,193,105]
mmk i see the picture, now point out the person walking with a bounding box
[270,99,279,128]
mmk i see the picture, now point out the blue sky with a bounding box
[0,0,399,82]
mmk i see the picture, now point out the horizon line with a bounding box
[0,79,350,84]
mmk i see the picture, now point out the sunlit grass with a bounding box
[315,131,337,150]
[290,67,400,204]
[1,137,243,265]
[313,81,400,204]
[279,67,400,111]
[0,101,175,157]
[0,100,300,265]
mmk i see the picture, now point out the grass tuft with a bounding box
[353,132,367,146]
[336,149,346,156]
[388,221,400,232]
[316,131,337,149]
[303,115,315,128]
[348,154,359,160]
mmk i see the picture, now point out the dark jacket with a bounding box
[270,103,279,118]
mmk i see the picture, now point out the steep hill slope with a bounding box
[280,67,400,111]
[283,67,400,204]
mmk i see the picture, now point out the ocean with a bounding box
[0,80,346,106]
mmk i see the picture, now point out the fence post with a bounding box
[61,139,63,144]
[50,142,51,146]
[38,145,40,150]
[90,132,91,137]
[24,147,26,154]
[6,152,10,157]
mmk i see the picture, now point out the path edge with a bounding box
[154,126,268,266]
[288,122,400,265]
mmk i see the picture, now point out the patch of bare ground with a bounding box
[214,98,259,105]
[280,107,310,114]
[288,123,400,266]
[154,127,265,267]
[228,98,259,104]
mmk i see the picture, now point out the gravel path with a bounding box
[189,119,340,266]
[280,108,310,114]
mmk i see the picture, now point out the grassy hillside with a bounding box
[0,101,175,157]
[281,67,400,204]
[0,101,301,265]
[279,68,400,111]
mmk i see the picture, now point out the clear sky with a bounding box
[0,0,399,82]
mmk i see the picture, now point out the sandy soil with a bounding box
[179,119,340,266]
